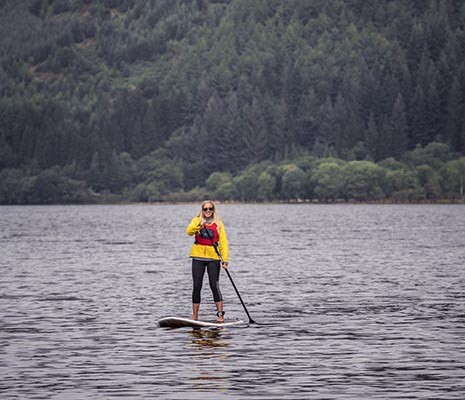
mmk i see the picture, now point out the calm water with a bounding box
[1,204,465,399]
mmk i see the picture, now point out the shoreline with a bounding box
[1,199,464,206]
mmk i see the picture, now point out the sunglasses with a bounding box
[203,207,214,212]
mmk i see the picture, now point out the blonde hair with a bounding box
[198,200,222,233]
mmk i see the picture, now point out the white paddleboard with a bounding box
[158,316,245,329]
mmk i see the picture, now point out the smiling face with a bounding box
[202,202,214,218]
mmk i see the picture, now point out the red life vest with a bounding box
[195,223,219,245]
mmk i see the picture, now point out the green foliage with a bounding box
[130,181,160,203]
[2,2,465,203]
[442,157,465,200]
[256,171,276,201]
[206,171,232,191]
[415,165,442,200]
[384,168,420,200]
[138,153,184,196]
[0,169,24,204]
[280,164,306,200]
[342,160,385,201]
[312,160,345,201]
[1,142,465,204]
[402,142,454,169]
[0,166,94,204]
[231,173,258,201]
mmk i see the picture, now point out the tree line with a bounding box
[1,142,464,204]
[1,0,465,203]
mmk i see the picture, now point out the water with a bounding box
[1,204,465,399]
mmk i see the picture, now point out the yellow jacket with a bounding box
[186,216,229,263]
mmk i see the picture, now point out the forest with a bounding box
[1,0,465,204]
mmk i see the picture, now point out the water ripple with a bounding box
[1,204,465,399]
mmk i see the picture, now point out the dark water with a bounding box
[1,204,465,399]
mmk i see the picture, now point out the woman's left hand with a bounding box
[222,262,228,269]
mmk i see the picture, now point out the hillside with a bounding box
[1,0,465,203]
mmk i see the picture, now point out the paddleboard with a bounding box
[158,316,245,329]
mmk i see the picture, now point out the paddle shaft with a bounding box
[201,227,256,324]
[224,267,256,324]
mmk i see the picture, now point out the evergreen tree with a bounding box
[202,90,230,170]
[365,112,379,160]
[378,116,392,161]
[17,116,37,164]
[2,0,465,203]
[132,100,162,159]
[359,68,385,126]
[408,22,428,70]
[426,77,443,142]
[389,92,409,159]
[410,84,430,146]
[262,93,287,159]
[221,91,248,171]
[283,63,304,146]
[295,90,318,150]
[0,133,15,168]
[333,91,348,154]
[314,96,337,157]
[241,96,269,163]
[446,76,464,153]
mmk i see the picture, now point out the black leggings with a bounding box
[192,259,223,304]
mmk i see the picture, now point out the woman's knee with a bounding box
[193,280,203,292]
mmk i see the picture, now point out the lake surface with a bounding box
[1,204,465,399]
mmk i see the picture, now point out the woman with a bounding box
[186,200,229,322]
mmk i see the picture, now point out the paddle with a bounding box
[201,227,256,324]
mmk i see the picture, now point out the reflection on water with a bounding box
[189,329,231,393]
[1,204,465,399]
[190,328,229,350]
